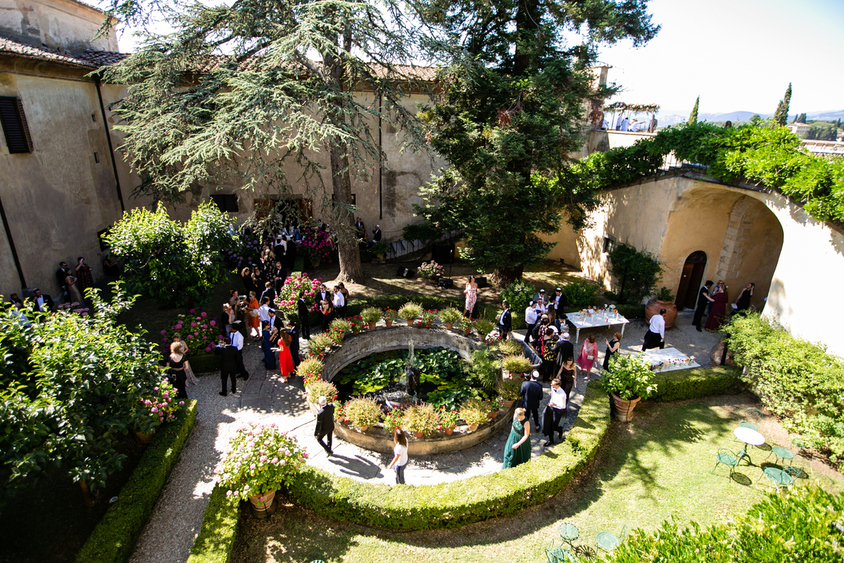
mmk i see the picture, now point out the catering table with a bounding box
[565,310,630,345]
[641,347,700,372]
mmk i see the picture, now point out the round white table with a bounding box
[734,427,765,465]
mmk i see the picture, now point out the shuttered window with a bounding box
[0,96,33,154]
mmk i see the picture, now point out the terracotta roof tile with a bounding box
[76,50,129,66]
[0,36,96,69]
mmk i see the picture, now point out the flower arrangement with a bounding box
[459,398,491,427]
[349,315,363,334]
[485,331,502,346]
[307,333,334,359]
[304,377,338,404]
[437,406,460,431]
[297,357,324,384]
[381,407,404,433]
[498,339,523,356]
[298,226,335,265]
[360,307,383,324]
[382,308,399,322]
[418,260,445,280]
[135,380,184,435]
[326,325,346,345]
[398,302,423,324]
[417,309,437,328]
[403,403,440,436]
[274,273,323,318]
[486,396,505,414]
[473,318,495,339]
[497,376,522,401]
[456,316,474,335]
[343,397,382,429]
[215,422,307,502]
[330,318,352,334]
[502,355,532,375]
[334,402,347,423]
[161,309,218,355]
[438,307,462,325]
[603,353,658,400]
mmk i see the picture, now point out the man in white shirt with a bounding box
[543,378,567,447]
[229,322,250,379]
[332,286,345,314]
[642,308,666,351]
[258,297,271,324]
[524,301,539,340]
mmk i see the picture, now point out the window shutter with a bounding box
[0,96,33,154]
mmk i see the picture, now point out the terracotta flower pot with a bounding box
[490,411,499,420]
[249,489,276,513]
[357,426,369,432]
[645,299,678,329]
[444,427,454,435]
[445,322,454,330]
[467,423,479,433]
[368,322,377,330]
[503,400,516,408]
[385,319,393,327]
[135,430,155,444]
[414,431,424,439]
[611,394,641,422]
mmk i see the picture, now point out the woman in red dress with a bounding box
[705,291,729,331]
[277,328,296,382]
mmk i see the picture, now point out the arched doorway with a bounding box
[676,251,707,310]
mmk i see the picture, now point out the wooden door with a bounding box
[676,251,707,309]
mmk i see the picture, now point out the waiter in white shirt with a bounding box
[229,322,250,379]
[642,308,666,351]
[543,378,568,447]
[332,286,345,317]
[524,301,539,340]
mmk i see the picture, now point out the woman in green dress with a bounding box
[502,407,531,469]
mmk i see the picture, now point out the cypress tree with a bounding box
[774,83,792,126]
[688,96,699,124]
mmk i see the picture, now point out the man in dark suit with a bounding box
[316,284,330,304]
[497,300,512,340]
[554,332,574,370]
[297,293,310,340]
[284,237,297,270]
[287,319,300,367]
[520,370,543,431]
[267,309,281,332]
[55,262,70,302]
[693,280,714,332]
[314,395,335,455]
[260,281,276,306]
[31,288,55,313]
[214,337,239,396]
[272,261,287,292]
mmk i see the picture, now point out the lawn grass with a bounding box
[231,393,843,563]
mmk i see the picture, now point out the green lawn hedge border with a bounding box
[649,365,743,402]
[76,400,198,563]
[187,365,740,561]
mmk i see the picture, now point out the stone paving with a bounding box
[128,309,721,563]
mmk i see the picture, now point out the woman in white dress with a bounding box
[463,276,478,318]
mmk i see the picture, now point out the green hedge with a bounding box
[614,303,645,320]
[602,486,844,562]
[347,295,495,320]
[650,366,743,402]
[186,485,240,563]
[725,313,844,464]
[76,400,198,563]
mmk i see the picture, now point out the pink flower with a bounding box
[191,322,197,327]
[201,312,207,318]
[161,330,167,335]
[190,309,196,313]
[210,320,216,326]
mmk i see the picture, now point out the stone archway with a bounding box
[676,251,707,309]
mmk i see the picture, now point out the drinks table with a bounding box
[641,347,700,372]
[565,311,630,345]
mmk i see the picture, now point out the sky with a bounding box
[115,0,844,116]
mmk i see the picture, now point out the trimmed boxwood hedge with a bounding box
[649,365,743,402]
[76,400,198,563]
[187,365,740,560]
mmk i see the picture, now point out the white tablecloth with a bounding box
[641,347,700,372]
[566,311,629,330]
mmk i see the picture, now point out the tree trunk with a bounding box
[329,145,365,284]
[493,265,524,289]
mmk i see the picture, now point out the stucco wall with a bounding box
[0,0,117,52]
[0,67,123,297]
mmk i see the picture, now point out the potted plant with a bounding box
[307,333,334,359]
[381,407,404,433]
[438,407,460,435]
[329,318,352,337]
[296,357,324,383]
[497,339,523,356]
[382,308,398,327]
[459,398,491,432]
[215,422,306,514]
[304,378,338,405]
[501,355,532,378]
[456,316,474,335]
[497,376,522,408]
[438,307,462,329]
[344,397,382,431]
[418,260,445,280]
[403,403,440,438]
[645,286,678,328]
[360,307,382,329]
[349,315,363,334]
[417,309,437,328]
[487,396,505,419]
[334,402,348,423]
[398,302,423,325]
[370,241,389,263]
[134,380,183,443]
[473,319,495,340]
[602,353,658,422]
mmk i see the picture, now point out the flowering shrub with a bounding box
[416,309,437,328]
[485,330,502,346]
[161,309,218,355]
[381,407,404,433]
[344,397,382,429]
[215,422,307,501]
[437,406,460,430]
[298,226,334,265]
[274,273,323,319]
[485,396,505,413]
[308,333,334,358]
[418,260,445,280]
[326,325,346,346]
[330,318,352,334]
[297,358,324,383]
[382,308,399,322]
[334,402,347,422]
[403,403,440,436]
[224,231,262,270]
[304,378,338,404]
[456,316,474,335]
[135,379,184,434]
[348,315,363,333]
[604,353,657,400]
